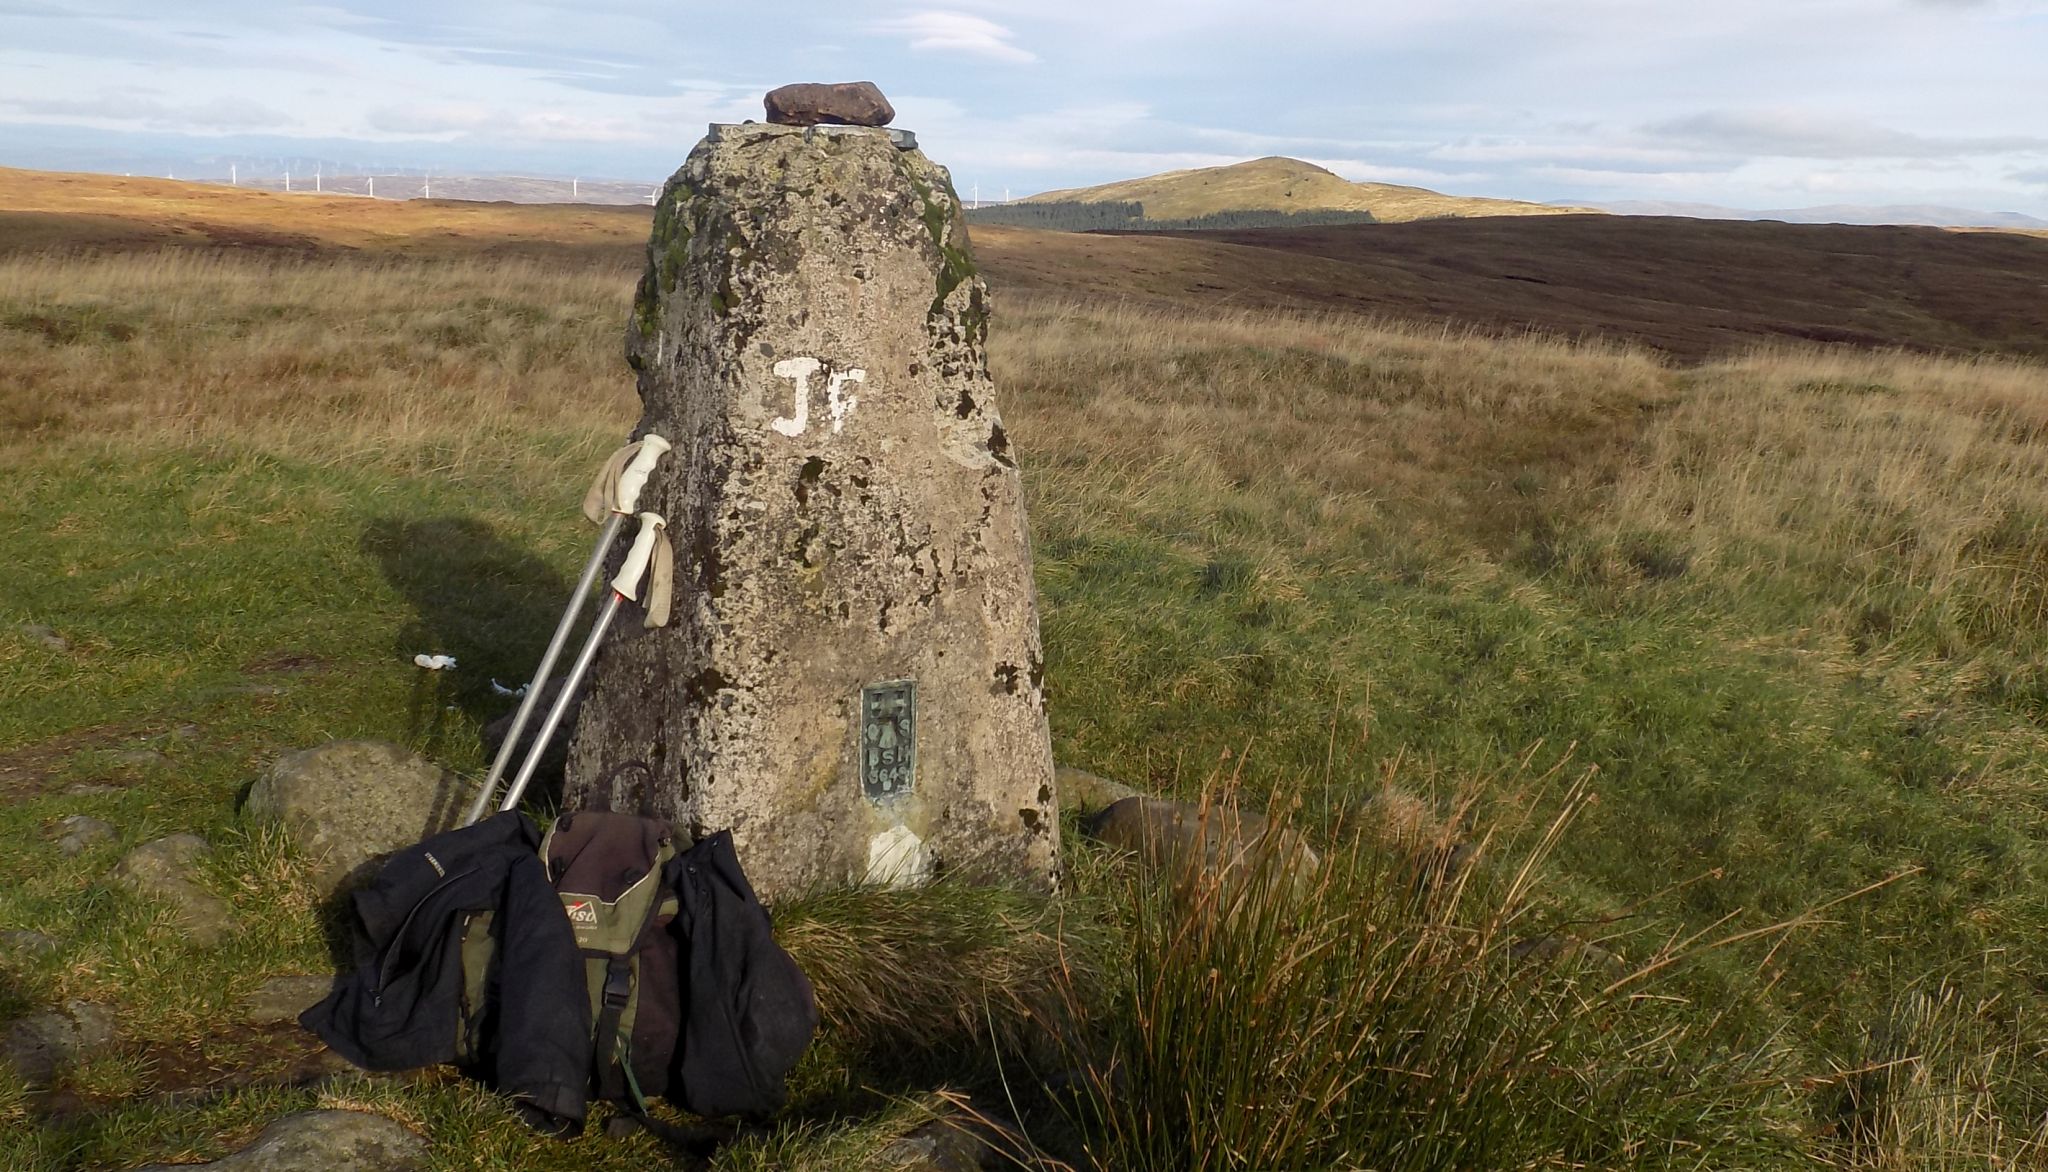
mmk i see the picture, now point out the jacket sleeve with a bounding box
[673,832,818,1119]
[490,851,593,1127]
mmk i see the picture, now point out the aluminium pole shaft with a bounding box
[461,513,621,826]
[462,434,669,826]
[496,510,667,817]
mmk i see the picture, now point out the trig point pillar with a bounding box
[564,83,1059,897]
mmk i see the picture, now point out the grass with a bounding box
[3,241,2048,1168]
[1019,156,1593,222]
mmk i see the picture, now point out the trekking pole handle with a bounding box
[614,434,671,515]
[612,512,665,601]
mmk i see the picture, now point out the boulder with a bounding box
[1341,787,1478,892]
[1086,796,1321,895]
[19,621,68,651]
[1054,765,1139,814]
[879,1101,1035,1171]
[246,740,467,895]
[111,834,233,946]
[881,1120,1003,1171]
[55,814,116,856]
[0,929,58,960]
[1510,934,1628,980]
[2,999,118,1087]
[764,80,895,127]
[241,975,337,1026]
[130,1110,426,1172]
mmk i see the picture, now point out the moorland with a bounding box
[5,164,2048,1169]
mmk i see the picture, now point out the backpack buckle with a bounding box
[602,960,633,1011]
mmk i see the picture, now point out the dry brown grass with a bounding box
[0,166,649,259]
[0,249,638,472]
[10,247,2045,614]
[992,298,1670,558]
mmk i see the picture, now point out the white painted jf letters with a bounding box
[770,357,865,438]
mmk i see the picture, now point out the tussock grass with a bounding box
[776,881,1095,1060]
[1065,777,1806,1170]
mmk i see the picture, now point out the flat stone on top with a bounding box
[764,80,895,127]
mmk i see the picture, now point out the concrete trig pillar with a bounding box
[564,114,1059,897]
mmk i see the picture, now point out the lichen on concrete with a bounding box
[569,122,1058,897]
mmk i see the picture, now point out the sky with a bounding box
[3,0,2047,215]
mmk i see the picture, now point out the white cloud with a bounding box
[1646,110,2048,159]
[8,90,289,131]
[874,11,1036,63]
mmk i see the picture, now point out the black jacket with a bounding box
[670,831,819,1119]
[301,811,592,1125]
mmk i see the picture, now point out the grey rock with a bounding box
[567,120,1058,899]
[130,1109,427,1172]
[20,622,69,651]
[3,1012,78,1087]
[880,1105,1033,1171]
[0,929,59,959]
[1086,796,1322,894]
[242,975,335,1026]
[1510,934,1628,980]
[2,1000,118,1087]
[246,741,467,896]
[764,80,895,127]
[111,834,233,946]
[1339,788,1478,891]
[66,999,117,1052]
[1054,765,1140,814]
[111,748,168,768]
[55,814,117,856]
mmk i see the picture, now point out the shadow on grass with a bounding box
[359,516,578,759]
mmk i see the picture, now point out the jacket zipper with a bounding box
[373,864,481,1005]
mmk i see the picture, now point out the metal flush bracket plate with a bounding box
[860,680,917,800]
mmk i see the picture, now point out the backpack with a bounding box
[450,810,817,1134]
[541,810,684,1113]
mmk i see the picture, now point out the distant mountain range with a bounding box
[1594,200,2048,230]
[1022,157,1595,224]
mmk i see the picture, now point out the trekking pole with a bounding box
[497,510,669,817]
[462,435,671,826]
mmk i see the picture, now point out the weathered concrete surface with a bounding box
[246,741,467,895]
[130,1110,427,1172]
[567,122,1058,896]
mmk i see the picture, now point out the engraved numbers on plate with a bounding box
[861,680,916,800]
[771,357,865,438]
